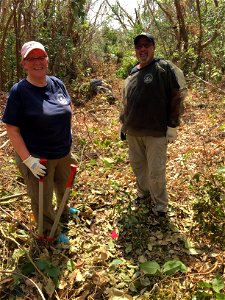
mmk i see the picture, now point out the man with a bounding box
[120,33,186,217]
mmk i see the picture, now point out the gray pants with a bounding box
[15,152,76,231]
[127,135,168,212]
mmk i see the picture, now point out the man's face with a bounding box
[135,37,155,66]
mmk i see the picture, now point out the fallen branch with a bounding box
[0,206,33,236]
[0,225,47,281]
[0,130,7,137]
[0,192,27,202]
[0,270,46,300]
[188,261,219,276]
[0,139,9,149]
[86,108,112,113]
[192,74,225,94]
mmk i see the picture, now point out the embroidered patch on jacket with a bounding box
[57,93,68,105]
[144,73,153,84]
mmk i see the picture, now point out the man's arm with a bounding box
[167,62,186,128]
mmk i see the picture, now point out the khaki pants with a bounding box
[127,135,168,212]
[15,152,76,231]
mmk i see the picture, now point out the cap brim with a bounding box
[23,48,47,59]
[134,34,155,45]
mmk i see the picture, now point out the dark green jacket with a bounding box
[120,58,186,137]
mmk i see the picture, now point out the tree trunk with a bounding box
[174,0,188,52]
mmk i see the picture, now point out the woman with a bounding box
[2,41,75,236]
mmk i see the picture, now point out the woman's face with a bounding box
[22,49,48,78]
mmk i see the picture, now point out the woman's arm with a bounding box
[6,124,30,161]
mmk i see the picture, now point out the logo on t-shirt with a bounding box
[144,73,153,84]
[57,93,68,105]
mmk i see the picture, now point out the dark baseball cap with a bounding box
[134,33,155,46]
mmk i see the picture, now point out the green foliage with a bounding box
[140,259,187,276]
[21,262,35,275]
[12,249,25,261]
[1,0,91,91]
[37,259,60,279]
[162,260,187,275]
[94,138,111,149]
[101,157,114,169]
[195,276,225,299]
[116,53,137,79]
[140,261,161,275]
[1,0,225,91]
[191,167,225,246]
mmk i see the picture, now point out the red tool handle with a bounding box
[66,164,77,188]
[48,164,78,240]
[38,159,47,183]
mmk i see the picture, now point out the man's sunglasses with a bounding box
[135,44,153,50]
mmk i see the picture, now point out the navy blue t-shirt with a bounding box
[2,76,72,159]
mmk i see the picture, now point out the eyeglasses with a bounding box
[135,44,153,50]
[24,56,47,62]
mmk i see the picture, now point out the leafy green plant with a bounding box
[193,276,225,300]
[191,167,225,245]
[140,259,187,276]
[101,156,114,169]
[94,138,111,148]
[116,54,137,79]
[36,259,60,279]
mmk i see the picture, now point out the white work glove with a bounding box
[23,155,47,178]
[166,127,177,143]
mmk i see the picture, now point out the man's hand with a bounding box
[120,131,127,141]
[23,155,47,178]
[119,124,127,141]
[166,127,177,143]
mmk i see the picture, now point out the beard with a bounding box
[138,53,152,65]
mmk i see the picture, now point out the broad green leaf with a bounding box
[36,259,51,271]
[140,261,160,275]
[212,276,224,293]
[47,267,61,278]
[198,281,212,289]
[12,249,25,260]
[89,159,97,165]
[162,260,187,275]
[125,243,132,254]
[67,259,75,272]
[101,157,114,168]
[217,166,225,173]
[216,293,225,300]
[21,262,35,275]
[110,259,124,265]
[197,291,212,297]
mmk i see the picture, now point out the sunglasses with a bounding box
[135,44,153,50]
[24,56,47,62]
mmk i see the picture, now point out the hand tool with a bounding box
[47,164,77,241]
[38,159,47,240]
